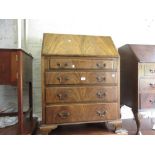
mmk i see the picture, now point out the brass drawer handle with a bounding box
[64,63,68,67]
[96,63,106,68]
[57,77,62,83]
[96,110,107,117]
[149,100,155,104]
[57,63,61,68]
[57,63,69,68]
[96,76,106,82]
[150,69,155,73]
[57,76,69,83]
[57,93,68,100]
[58,111,70,118]
[149,83,155,88]
[96,91,106,98]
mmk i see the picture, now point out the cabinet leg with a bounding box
[17,52,24,134]
[105,120,128,135]
[39,125,58,135]
[29,82,33,120]
[133,111,141,135]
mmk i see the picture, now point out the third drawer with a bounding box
[45,86,118,103]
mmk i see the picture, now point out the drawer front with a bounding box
[45,103,118,124]
[44,59,50,70]
[140,93,155,109]
[139,79,155,92]
[49,58,117,70]
[45,86,117,103]
[45,71,117,85]
[139,63,155,77]
[144,64,155,76]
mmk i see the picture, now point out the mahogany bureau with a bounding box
[0,49,34,134]
[41,33,122,134]
[119,44,155,134]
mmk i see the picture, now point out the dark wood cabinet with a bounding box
[41,33,121,134]
[118,44,155,134]
[0,49,34,134]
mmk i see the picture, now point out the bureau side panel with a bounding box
[0,51,11,84]
[118,45,138,111]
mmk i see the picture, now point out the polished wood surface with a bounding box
[130,45,155,62]
[45,71,117,85]
[45,86,117,103]
[49,57,117,70]
[46,103,118,124]
[0,49,34,134]
[41,33,121,134]
[42,33,119,56]
[0,51,17,85]
[140,93,155,109]
[119,44,155,134]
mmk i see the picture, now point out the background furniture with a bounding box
[0,49,37,134]
[119,44,155,134]
[41,33,121,134]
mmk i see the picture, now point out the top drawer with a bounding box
[139,63,155,77]
[47,58,117,70]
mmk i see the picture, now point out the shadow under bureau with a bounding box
[41,33,122,134]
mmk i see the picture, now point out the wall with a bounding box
[0,19,18,48]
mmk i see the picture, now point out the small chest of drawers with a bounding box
[119,44,155,134]
[41,33,121,134]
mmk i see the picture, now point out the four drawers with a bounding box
[45,103,118,124]
[44,56,119,124]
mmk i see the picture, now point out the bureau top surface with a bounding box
[42,33,119,57]
[127,44,155,62]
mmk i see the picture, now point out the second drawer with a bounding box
[45,71,117,85]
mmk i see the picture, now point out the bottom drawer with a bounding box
[45,103,119,124]
[140,93,155,109]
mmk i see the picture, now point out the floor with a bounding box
[1,117,155,135]
[37,117,155,135]
[0,117,38,135]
